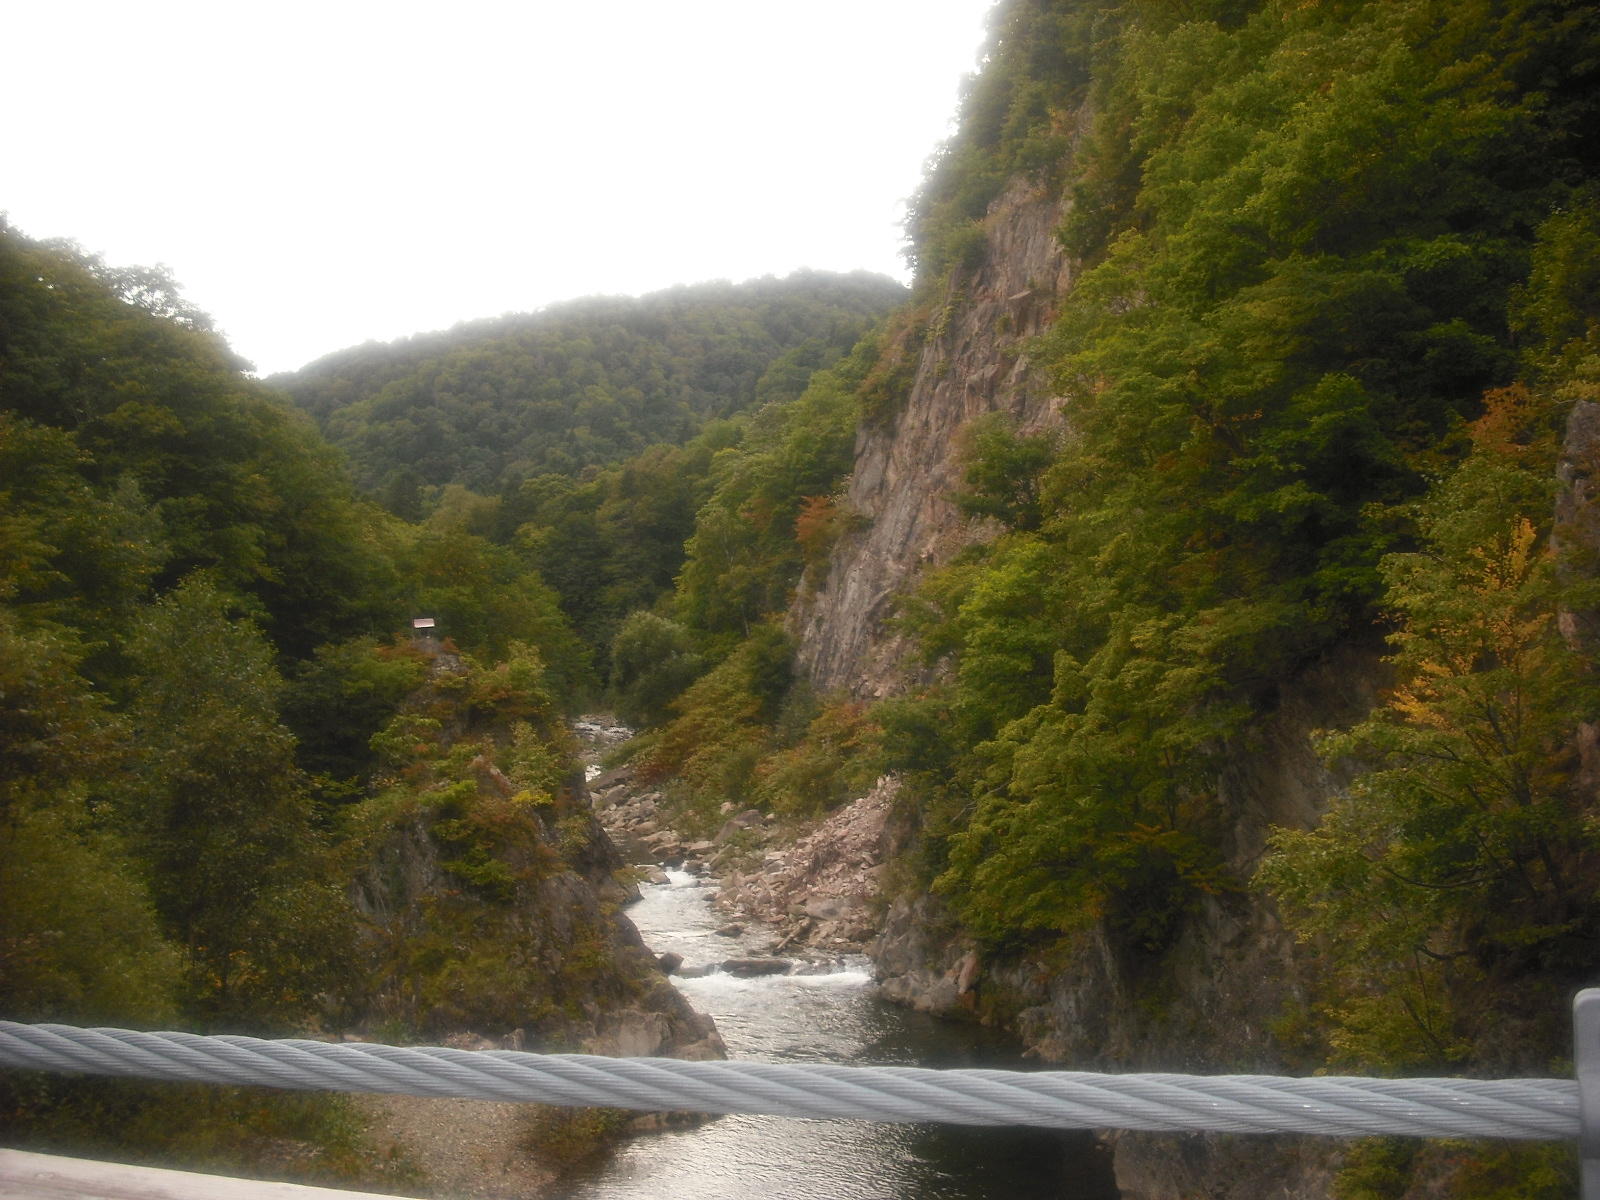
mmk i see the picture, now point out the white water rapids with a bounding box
[553,869,1117,1200]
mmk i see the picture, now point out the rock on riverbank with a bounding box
[713,779,896,953]
[587,758,902,963]
[590,750,978,1016]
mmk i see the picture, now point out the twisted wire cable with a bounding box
[0,1022,1576,1140]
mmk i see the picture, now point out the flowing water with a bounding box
[554,870,1118,1200]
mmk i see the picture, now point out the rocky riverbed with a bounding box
[555,719,1120,1200]
[585,761,894,966]
[578,724,981,1020]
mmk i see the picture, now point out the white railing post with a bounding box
[1576,989,1600,1199]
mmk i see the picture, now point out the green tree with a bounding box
[279,636,430,810]
[0,220,400,662]
[676,338,879,644]
[881,0,1600,964]
[122,578,352,1027]
[610,611,706,729]
[0,612,179,1026]
[402,506,591,699]
[1262,416,1595,1069]
[955,414,1058,533]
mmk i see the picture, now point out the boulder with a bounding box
[713,809,766,846]
[721,957,790,977]
[587,766,635,792]
[656,952,684,975]
[804,896,861,921]
[583,1009,670,1058]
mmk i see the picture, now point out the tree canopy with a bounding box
[272,271,906,499]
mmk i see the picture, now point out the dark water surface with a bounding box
[554,870,1117,1200]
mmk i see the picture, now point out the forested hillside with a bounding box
[271,271,906,501]
[0,221,708,1185]
[264,274,905,676]
[596,1,1600,1194]
[903,0,1600,963]
[9,0,1600,1194]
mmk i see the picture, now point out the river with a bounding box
[553,869,1118,1200]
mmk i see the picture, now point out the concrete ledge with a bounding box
[0,1149,417,1199]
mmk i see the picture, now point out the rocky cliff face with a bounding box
[784,164,1391,1197]
[851,647,1382,1200]
[990,647,1381,1200]
[793,177,1072,698]
[352,783,723,1061]
[348,645,722,1061]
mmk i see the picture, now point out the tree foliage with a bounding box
[675,337,880,647]
[510,421,740,666]
[0,221,401,661]
[608,335,896,822]
[881,0,1600,964]
[119,578,352,1027]
[1262,393,1598,1070]
[273,272,905,497]
[0,220,607,1175]
[610,612,706,730]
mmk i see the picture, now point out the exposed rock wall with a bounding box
[783,155,1396,1196]
[352,775,723,1060]
[997,648,1381,1199]
[348,647,722,1061]
[864,648,1382,1199]
[793,177,1072,698]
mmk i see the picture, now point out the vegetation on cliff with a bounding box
[263,276,905,673]
[612,338,892,822]
[610,13,1600,1198]
[904,0,1600,1067]
[9,0,1600,1194]
[0,221,673,1184]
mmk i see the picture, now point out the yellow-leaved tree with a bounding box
[1262,393,1599,1073]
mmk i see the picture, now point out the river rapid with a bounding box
[553,869,1117,1200]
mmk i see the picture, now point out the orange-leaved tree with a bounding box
[1262,395,1599,1070]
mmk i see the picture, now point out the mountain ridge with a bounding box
[270,269,907,498]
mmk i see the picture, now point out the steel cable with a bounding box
[0,1022,1577,1140]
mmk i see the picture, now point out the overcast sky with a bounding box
[5,0,996,375]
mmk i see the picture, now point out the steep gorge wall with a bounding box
[792,177,1072,698]
[790,170,1375,1198]
[866,646,1380,1199]
[984,647,1381,1200]
[347,643,722,1062]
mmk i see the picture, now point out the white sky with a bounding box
[4,0,996,376]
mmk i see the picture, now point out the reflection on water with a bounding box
[554,872,1117,1200]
